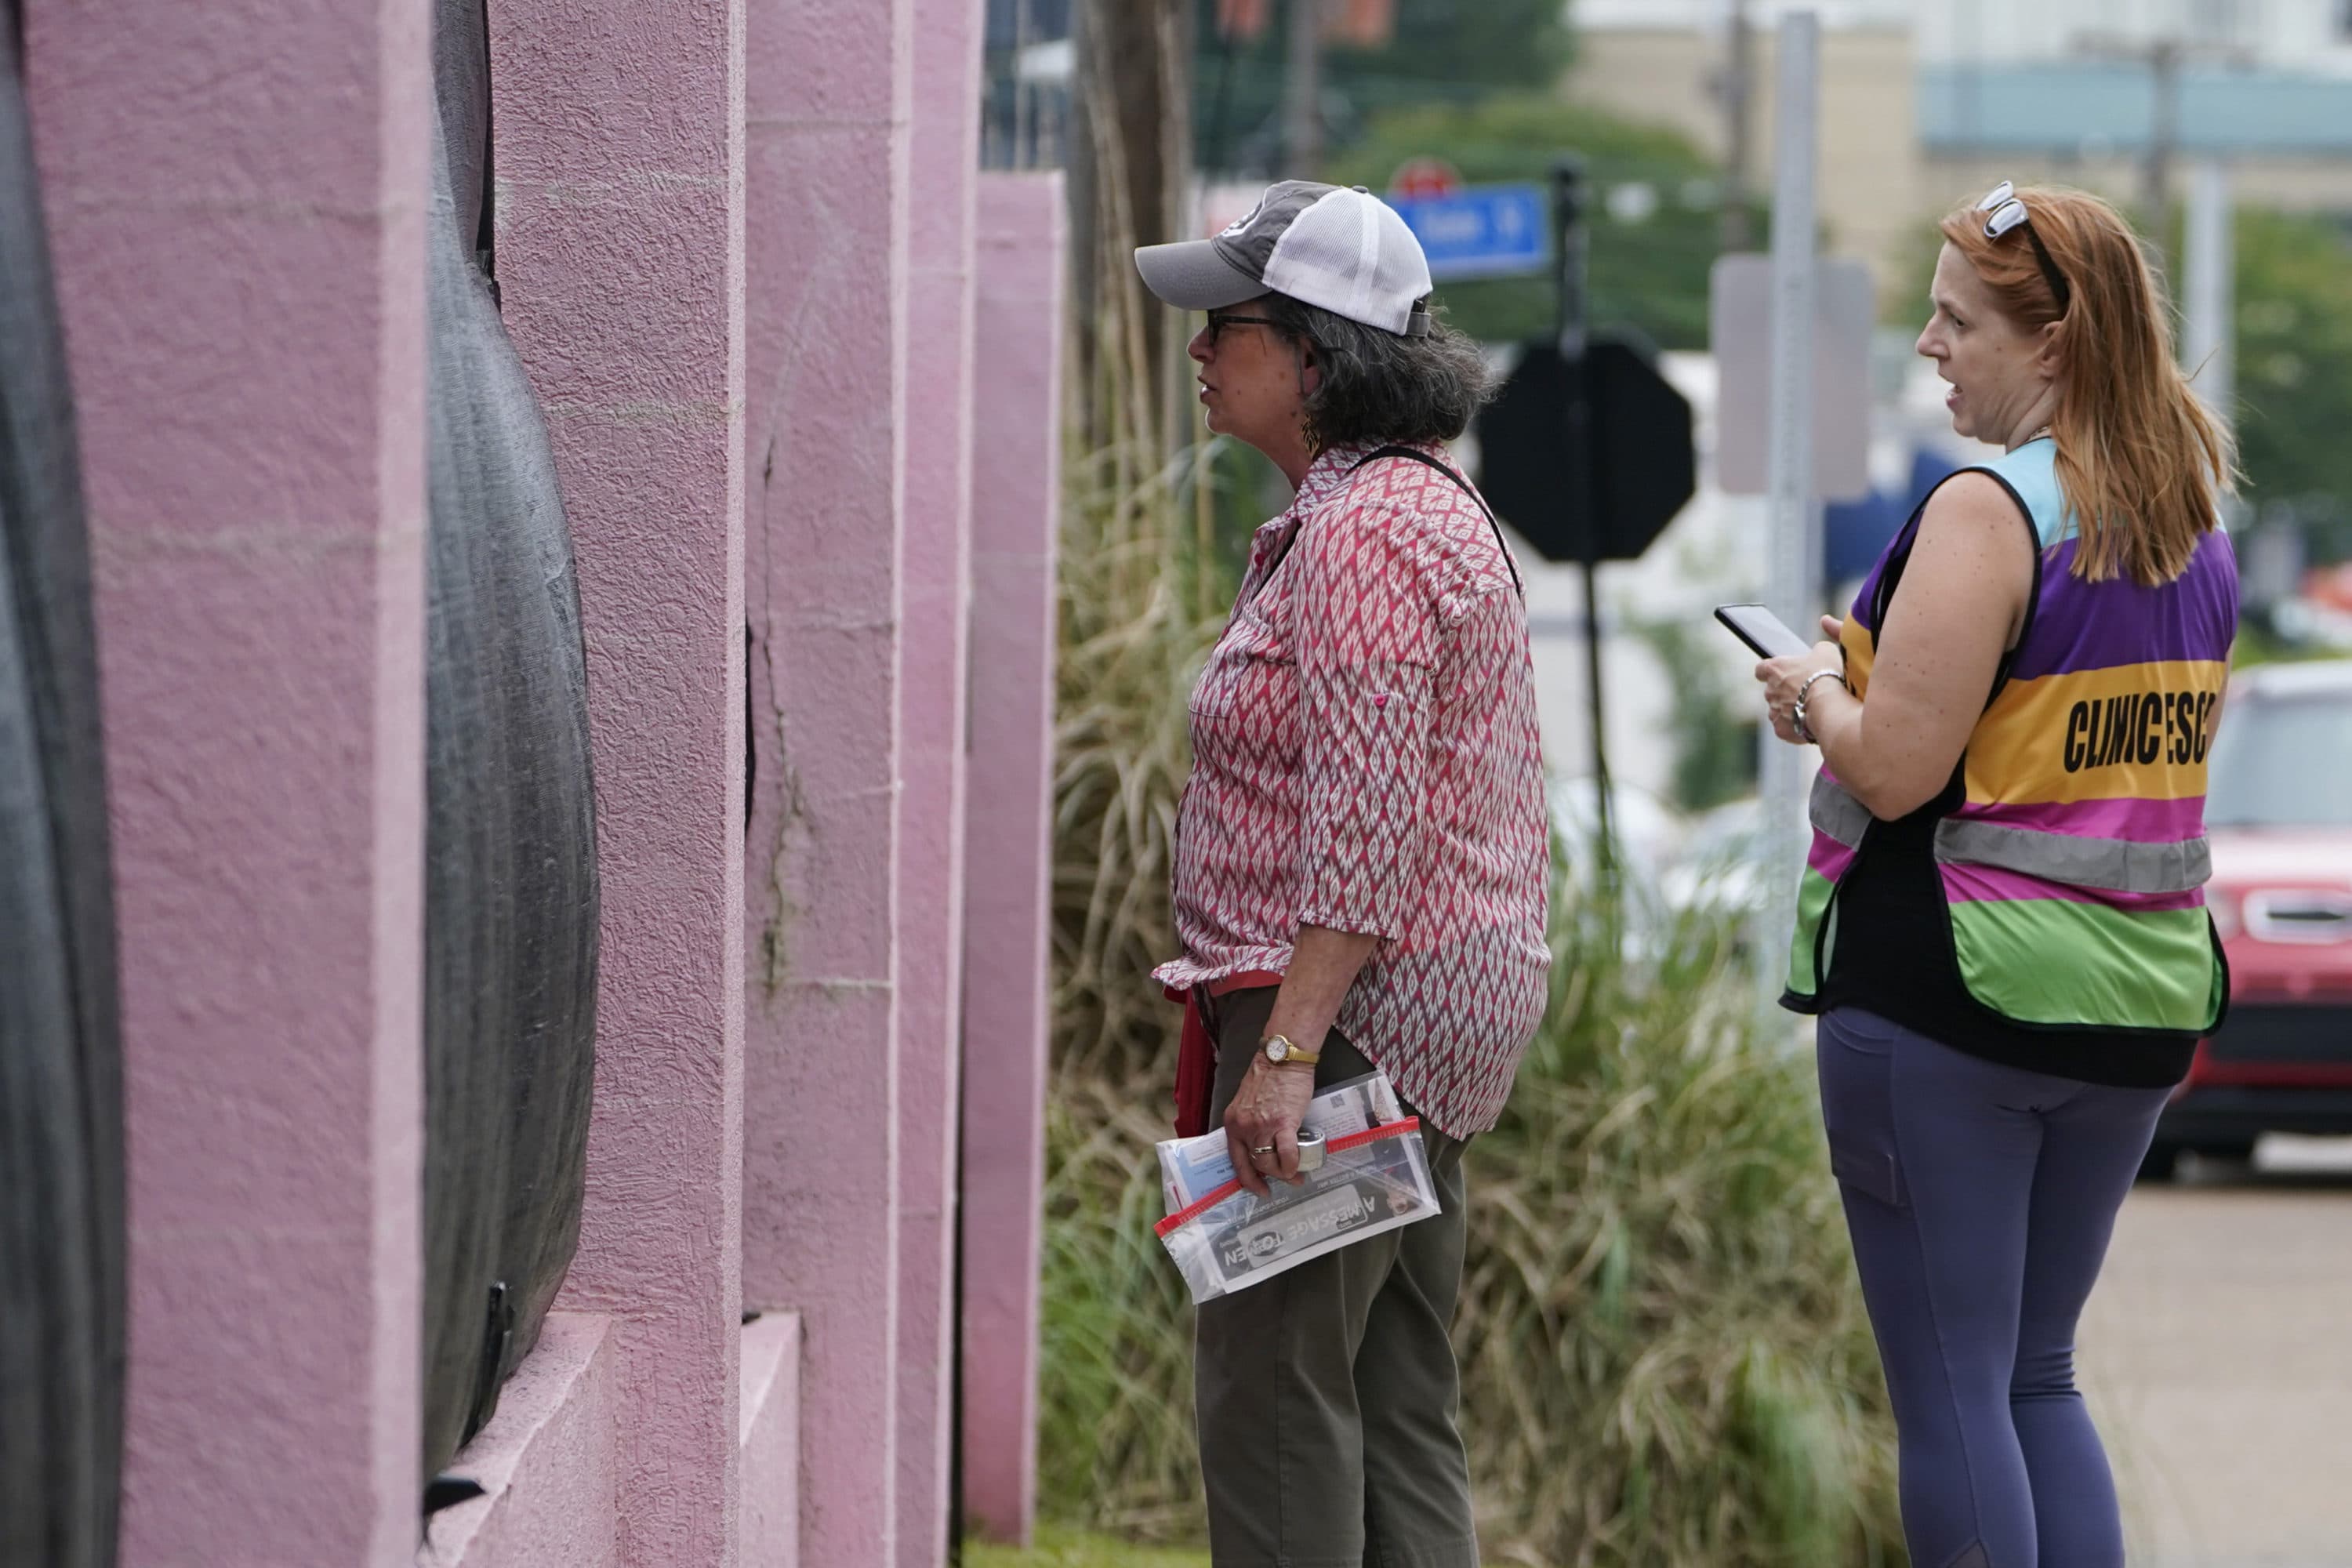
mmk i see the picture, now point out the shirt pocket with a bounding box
[1189,604,1295,733]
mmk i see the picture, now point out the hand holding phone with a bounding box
[1713,603,1813,661]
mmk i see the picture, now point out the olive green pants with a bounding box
[1193,986,1479,1568]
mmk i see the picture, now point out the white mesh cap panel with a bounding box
[1261,188,1433,337]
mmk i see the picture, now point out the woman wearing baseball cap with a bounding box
[1139,181,1551,1567]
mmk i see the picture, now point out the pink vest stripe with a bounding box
[1947,793,2206,844]
[1940,862,2209,913]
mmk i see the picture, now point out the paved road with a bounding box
[2081,1136,2352,1568]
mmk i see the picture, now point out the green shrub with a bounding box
[966,1523,1210,1568]
[1037,870,1904,1565]
[1033,1065,1206,1540]
[1454,887,1904,1566]
[1047,430,1227,1088]
[1322,96,1759,351]
[1634,616,1760,813]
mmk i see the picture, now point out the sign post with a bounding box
[2183,158,2235,440]
[1758,9,1821,1021]
[1474,164,1696,901]
[1417,163,1697,906]
[1551,160,1611,880]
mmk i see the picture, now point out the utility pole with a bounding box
[2145,37,2181,254]
[1758,9,1819,1019]
[2183,158,2236,437]
[1286,0,1323,174]
[2073,30,2250,270]
[1068,0,1099,423]
[1719,0,1756,252]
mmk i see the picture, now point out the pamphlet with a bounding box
[1153,1072,1440,1303]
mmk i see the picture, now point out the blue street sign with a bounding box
[1388,183,1551,282]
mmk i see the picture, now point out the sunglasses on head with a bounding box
[1976,181,2073,317]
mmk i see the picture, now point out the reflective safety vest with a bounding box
[1786,439,2235,1036]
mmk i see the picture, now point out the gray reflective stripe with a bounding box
[1809,772,1871,850]
[1933,818,2212,895]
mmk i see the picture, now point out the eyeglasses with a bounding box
[1976,180,2073,316]
[1202,312,1285,351]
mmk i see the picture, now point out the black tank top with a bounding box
[1817,769,2197,1088]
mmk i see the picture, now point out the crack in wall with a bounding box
[747,238,882,1006]
[753,428,804,1002]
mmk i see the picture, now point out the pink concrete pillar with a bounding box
[490,4,749,1564]
[742,2,913,1566]
[894,1,985,1563]
[25,4,430,1563]
[956,171,1067,1549]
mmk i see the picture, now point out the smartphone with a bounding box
[1713,603,1813,660]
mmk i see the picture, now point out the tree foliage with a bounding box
[1637,616,1760,812]
[1196,0,1573,173]
[1326,96,1749,350]
[2231,209,2352,561]
[1190,3,1740,350]
[1327,0,1573,98]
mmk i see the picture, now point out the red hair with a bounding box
[1939,184,2237,586]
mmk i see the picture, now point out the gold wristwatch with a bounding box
[1261,1033,1320,1068]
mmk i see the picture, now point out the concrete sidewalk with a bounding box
[2082,1136,2352,1568]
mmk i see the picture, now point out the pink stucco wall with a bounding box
[428,1314,620,1568]
[739,1313,803,1567]
[24,3,1055,1563]
[26,4,431,1563]
[957,172,1068,1548]
[490,2,750,1564]
[893,0,985,1561]
[741,1,913,1564]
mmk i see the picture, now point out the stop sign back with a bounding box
[1475,336,1695,565]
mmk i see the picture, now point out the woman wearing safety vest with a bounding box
[1755,182,2237,1568]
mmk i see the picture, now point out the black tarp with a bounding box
[419,0,601,1484]
[0,8,128,1568]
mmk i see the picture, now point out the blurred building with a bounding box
[1564,1,1927,294]
[982,0,1076,168]
[1915,0,2352,74]
[1566,0,2352,292]
[1921,0,2352,216]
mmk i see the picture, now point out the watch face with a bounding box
[1265,1039,1287,1062]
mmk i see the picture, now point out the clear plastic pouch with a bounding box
[1153,1071,1441,1304]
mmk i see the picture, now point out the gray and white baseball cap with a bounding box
[1135,180,1434,337]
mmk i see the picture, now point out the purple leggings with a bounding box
[1817,1007,2172,1568]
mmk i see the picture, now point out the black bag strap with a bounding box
[1352,445,1523,595]
[1260,445,1526,597]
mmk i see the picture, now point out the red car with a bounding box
[2143,659,2352,1180]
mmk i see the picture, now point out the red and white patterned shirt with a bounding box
[1154,438,1552,1137]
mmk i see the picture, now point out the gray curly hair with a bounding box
[1256,293,1495,453]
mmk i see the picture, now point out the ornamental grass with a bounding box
[1038,860,1907,1565]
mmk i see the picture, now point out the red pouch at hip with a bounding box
[1171,988,1217,1138]
[1166,971,1284,1138]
